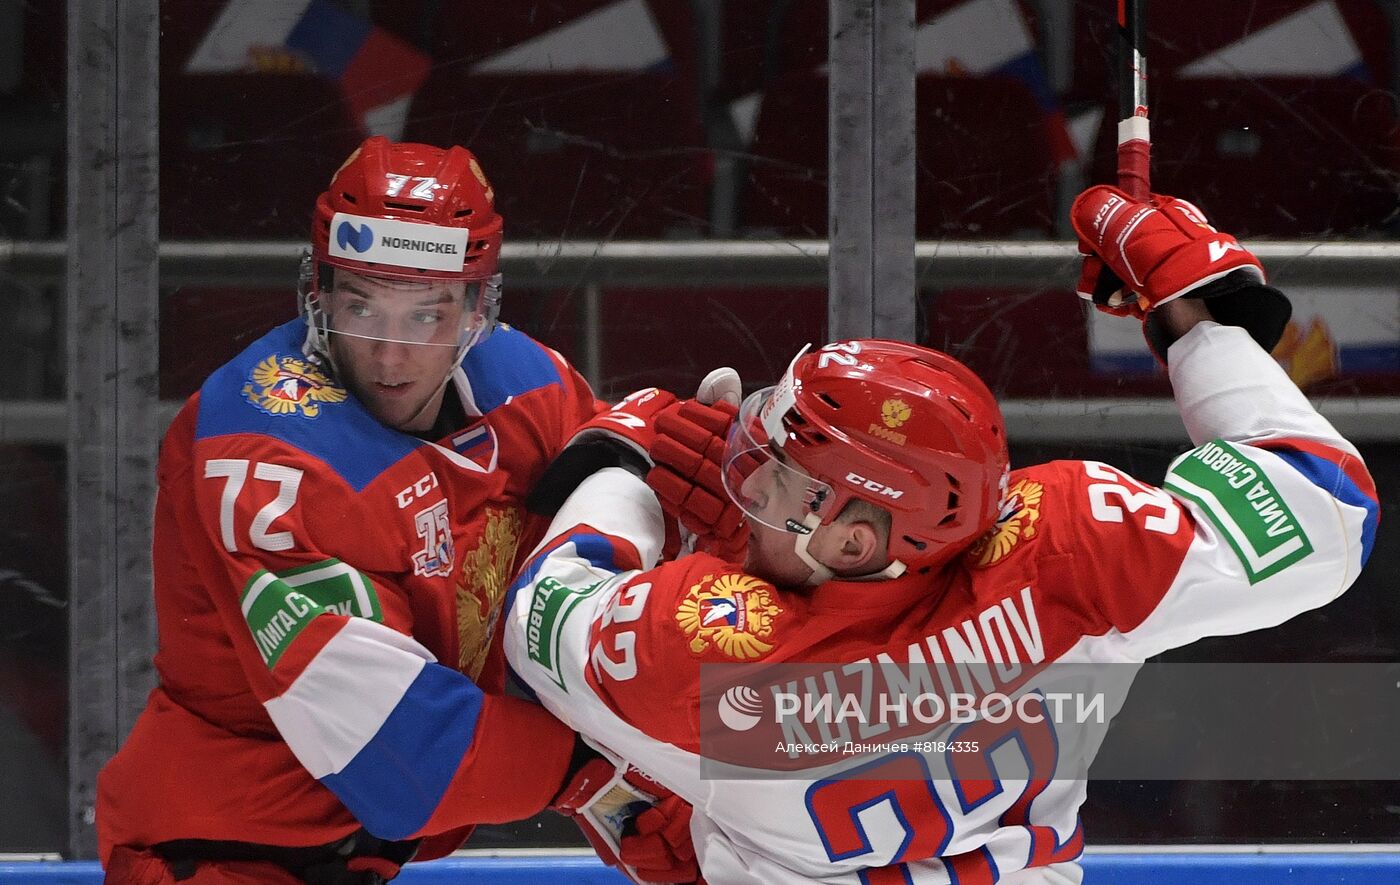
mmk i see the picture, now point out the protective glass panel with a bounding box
[721,387,838,534]
[9,0,1384,863]
[0,0,68,853]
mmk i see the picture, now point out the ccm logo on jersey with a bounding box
[396,472,441,509]
[845,473,903,499]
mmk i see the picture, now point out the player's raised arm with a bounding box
[508,371,752,753]
[1063,186,1379,658]
[500,370,763,884]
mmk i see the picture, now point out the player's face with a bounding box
[740,458,841,586]
[739,456,806,528]
[744,516,850,587]
[323,271,469,432]
[744,520,819,586]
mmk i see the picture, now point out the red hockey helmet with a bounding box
[309,136,502,284]
[723,340,1009,578]
[301,137,504,362]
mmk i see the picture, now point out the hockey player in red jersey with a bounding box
[96,137,686,883]
[503,187,1380,883]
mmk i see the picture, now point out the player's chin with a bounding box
[363,390,429,431]
[743,544,783,585]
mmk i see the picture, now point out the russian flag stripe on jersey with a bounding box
[322,662,484,839]
[451,424,490,453]
[505,529,637,614]
[1257,438,1380,565]
[264,618,429,777]
[1255,437,1379,500]
[263,616,488,839]
[508,531,634,694]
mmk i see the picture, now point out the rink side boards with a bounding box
[5,847,1400,883]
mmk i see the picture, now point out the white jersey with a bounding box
[505,323,1378,883]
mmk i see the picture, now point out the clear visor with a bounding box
[722,387,837,534]
[321,276,498,348]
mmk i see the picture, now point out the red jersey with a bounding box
[98,319,601,860]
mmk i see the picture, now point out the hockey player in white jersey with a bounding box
[504,186,1380,883]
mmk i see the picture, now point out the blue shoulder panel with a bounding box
[462,325,565,413]
[194,319,421,492]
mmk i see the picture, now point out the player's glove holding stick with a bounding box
[1070,184,1292,362]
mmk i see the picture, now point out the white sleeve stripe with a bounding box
[264,618,432,778]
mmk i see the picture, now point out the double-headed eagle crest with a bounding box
[243,355,346,418]
[676,573,784,661]
[967,479,1044,568]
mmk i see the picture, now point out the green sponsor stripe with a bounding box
[240,559,383,669]
[526,575,612,691]
[280,559,383,622]
[1165,440,1314,584]
[242,571,325,668]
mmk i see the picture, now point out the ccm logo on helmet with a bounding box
[846,473,903,499]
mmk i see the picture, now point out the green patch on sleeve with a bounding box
[1165,440,1313,584]
[241,559,382,668]
[525,574,614,691]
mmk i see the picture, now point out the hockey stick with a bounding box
[1116,0,1150,197]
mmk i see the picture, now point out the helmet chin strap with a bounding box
[384,325,480,432]
[791,512,908,586]
[792,515,834,587]
[403,373,454,430]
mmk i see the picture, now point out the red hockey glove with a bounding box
[649,399,745,561]
[647,368,748,563]
[527,387,679,517]
[1072,184,1264,314]
[1071,185,1291,359]
[551,750,701,884]
[578,387,682,464]
[620,793,704,885]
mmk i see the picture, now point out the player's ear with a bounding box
[827,520,885,575]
